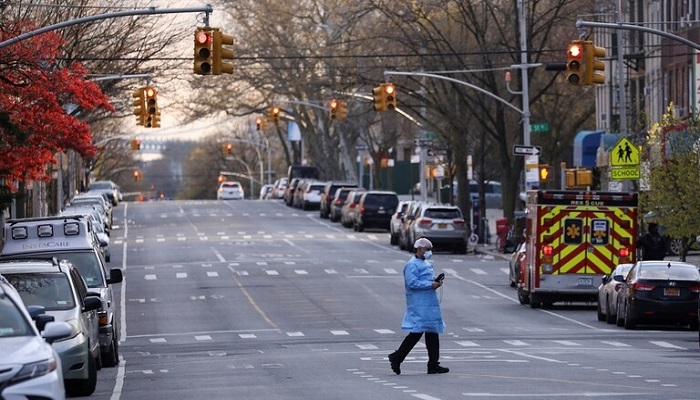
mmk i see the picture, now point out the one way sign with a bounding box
[513,145,542,156]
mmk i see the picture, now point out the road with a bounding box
[84,199,699,400]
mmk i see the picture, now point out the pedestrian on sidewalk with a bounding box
[388,237,449,375]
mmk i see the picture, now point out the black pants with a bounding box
[392,332,440,365]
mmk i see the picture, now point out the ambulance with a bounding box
[517,190,638,308]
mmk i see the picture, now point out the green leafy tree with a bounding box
[640,106,700,262]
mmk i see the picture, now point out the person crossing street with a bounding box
[388,237,449,375]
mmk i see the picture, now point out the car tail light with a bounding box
[98,311,109,326]
[359,205,365,215]
[453,219,465,227]
[417,218,432,228]
[631,282,655,292]
[689,284,700,293]
[349,203,357,209]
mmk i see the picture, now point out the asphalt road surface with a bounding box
[83,199,699,400]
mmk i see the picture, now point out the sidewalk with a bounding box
[470,242,511,261]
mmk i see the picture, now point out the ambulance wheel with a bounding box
[517,287,530,305]
[529,294,541,309]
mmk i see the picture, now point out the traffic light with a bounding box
[223,143,233,156]
[565,168,593,188]
[143,86,159,128]
[133,170,141,181]
[132,88,146,125]
[329,99,339,120]
[130,139,141,150]
[267,106,280,122]
[384,83,396,110]
[256,117,266,131]
[212,30,234,75]
[218,175,225,183]
[566,40,584,85]
[336,101,347,120]
[539,164,552,182]
[584,41,606,85]
[372,86,386,111]
[151,112,161,128]
[194,27,213,75]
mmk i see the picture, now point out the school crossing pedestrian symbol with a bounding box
[609,137,640,180]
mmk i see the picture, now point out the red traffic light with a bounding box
[568,44,582,58]
[195,30,212,46]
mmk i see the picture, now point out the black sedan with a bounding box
[616,261,700,330]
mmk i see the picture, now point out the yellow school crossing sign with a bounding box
[610,137,640,180]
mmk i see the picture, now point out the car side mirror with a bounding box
[107,268,123,284]
[83,296,102,312]
[613,275,624,282]
[34,314,55,332]
[42,321,72,344]
[601,275,608,284]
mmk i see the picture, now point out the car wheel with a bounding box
[67,349,97,397]
[357,223,364,232]
[596,299,605,322]
[689,319,699,331]
[605,297,616,324]
[623,302,636,329]
[457,240,467,254]
[102,329,120,367]
[95,350,102,371]
[390,233,398,245]
[667,238,682,255]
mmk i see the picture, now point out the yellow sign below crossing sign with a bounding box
[610,137,640,166]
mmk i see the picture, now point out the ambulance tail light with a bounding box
[541,245,554,274]
[619,247,631,263]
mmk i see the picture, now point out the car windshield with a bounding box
[0,294,33,337]
[221,183,241,189]
[424,208,462,219]
[639,264,700,280]
[4,273,75,311]
[90,182,112,190]
[8,252,104,288]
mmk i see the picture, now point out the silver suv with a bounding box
[409,204,467,254]
[0,259,103,396]
[0,216,123,368]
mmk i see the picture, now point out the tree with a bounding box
[639,105,700,262]
[0,21,112,210]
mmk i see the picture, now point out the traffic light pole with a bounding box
[0,5,214,50]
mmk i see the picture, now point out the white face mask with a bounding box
[423,250,433,260]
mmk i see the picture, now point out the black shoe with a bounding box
[388,353,401,375]
[427,363,449,374]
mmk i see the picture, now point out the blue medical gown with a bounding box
[401,256,445,333]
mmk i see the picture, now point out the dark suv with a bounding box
[353,191,400,232]
[319,181,357,219]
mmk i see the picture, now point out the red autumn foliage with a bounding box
[0,20,113,190]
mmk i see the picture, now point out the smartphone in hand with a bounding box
[434,273,445,282]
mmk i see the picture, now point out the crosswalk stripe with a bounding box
[552,340,581,346]
[144,274,157,280]
[331,330,349,336]
[294,270,308,275]
[266,270,279,275]
[206,271,219,277]
[356,344,378,350]
[650,341,686,350]
[500,267,510,274]
[503,340,529,346]
[455,341,480,347]
[195,335,212,341]
[239,334,257,339]
[325,269,338,274]
[470,268,487,275]
[176,273,187,279]
[600,341,630,347]
[286,331,304,337]
[374,329,395,334]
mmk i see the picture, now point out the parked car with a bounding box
[0,216,124,369]
[390,201,413,245]
[70,193,113,227]
[319,181,357,219]
[291,179,308,208]
[284,178,301,206]
[329,188,355,222]
[353,191,400,232]
[0,275,72,400]
[0,259,103,397]
[259,184,274,200]
[300,181,325,210]
[616,260,700,330]
[597,263,634,324]
[88,180,120,206]
[272,177,288,199]
[508,241,527,288]
[217,181,245,200]
[398,201,427,251]
[340,190,366,228]
[407,204,466,254]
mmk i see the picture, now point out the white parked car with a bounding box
[217,181,244,200]
[259,184,274,200]
[597,263,634,324]
[0,275,72,400]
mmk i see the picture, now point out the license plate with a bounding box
[577,277,592,286]
[664,288,680,296]
[378,210,386,214]
[438,223,447,229]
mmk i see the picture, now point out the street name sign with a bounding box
[530,122,549,133]
[513,145,542,156]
